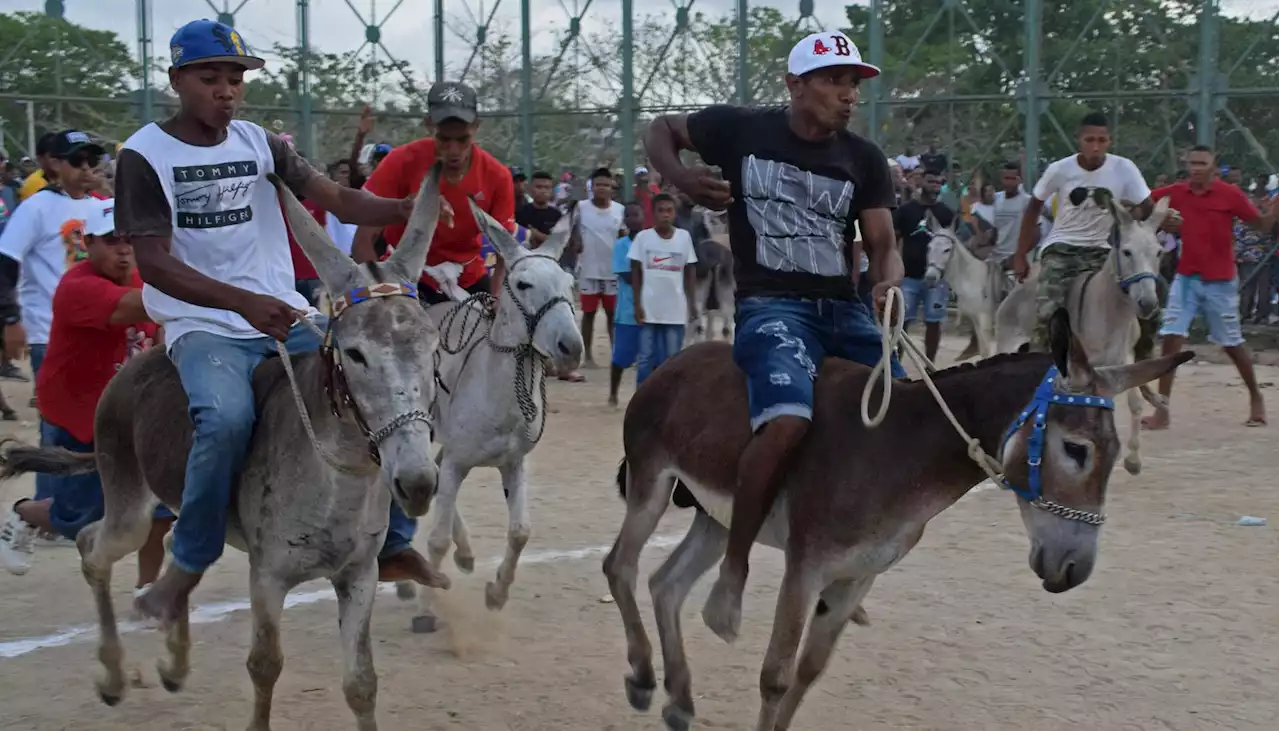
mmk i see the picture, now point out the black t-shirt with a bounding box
[894,199,955,279]
[516,202,561,235]
[685,105,895,301]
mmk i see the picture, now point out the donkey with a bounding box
[602,311,1192,731]
[995,192,1171,474]
[393,200,584,633]
[0,169,447,731]
[922,211,1001,360]
[688,207,735,343]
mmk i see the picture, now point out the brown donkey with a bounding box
[602,312,1192,731]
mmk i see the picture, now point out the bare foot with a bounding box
[1246,394,1267,426]
[1140,407,1170,431]
[133,565,201,626]
[558,370,586,383]
[607,393,619,408]
[700,576,743,644]
[378,548,451,589]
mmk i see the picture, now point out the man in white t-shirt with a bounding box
[574,166,626,371]
[991,161,1033,266]
[1012,112,1156,349]
[113,19,446,624]
[0,130,107,387]
[628,192,697,385]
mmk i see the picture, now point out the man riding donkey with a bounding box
[1012,112,1164,356]
[115,19,448,624]
[646,30,905,642]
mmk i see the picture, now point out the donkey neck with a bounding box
[945,236,987,282]
[286,352,382,470]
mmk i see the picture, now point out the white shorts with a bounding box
[579,277,618,296]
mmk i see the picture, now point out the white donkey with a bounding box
[922,211,1000,359]
[688,207,735,343]
[395,202,584,632]
[996,191,1172,474]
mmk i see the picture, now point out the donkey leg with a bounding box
[717,271,736,341]
[754,560,821,731]
[157,595,192,693]
[485,458,530,610]
[451,508,475,574]
[334,561,380,731]
[773,577,875,731]
[245,572,288,731]
[1123,386,1145,475]
[650,511,727,731]
[602,461,671,714]
[411,458,470,633]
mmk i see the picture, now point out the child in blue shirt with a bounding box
[609,202,647,406]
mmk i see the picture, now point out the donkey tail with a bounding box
[615,458,628,500]
[0,437,98,480]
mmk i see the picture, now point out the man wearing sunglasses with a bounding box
[0,130,108,391]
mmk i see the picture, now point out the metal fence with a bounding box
[1,0,1275,196]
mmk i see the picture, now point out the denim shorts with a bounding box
[612,323,640,368]
[900,277,950,324]
[733,296,905,431]
[1159,274,1244,347]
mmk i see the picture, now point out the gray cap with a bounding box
[427,81,478,125]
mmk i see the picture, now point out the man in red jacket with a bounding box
[352,81,516,303]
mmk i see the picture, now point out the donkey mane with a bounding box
[903,351,1052,384]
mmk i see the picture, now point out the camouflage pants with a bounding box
[1032,243,1165,354]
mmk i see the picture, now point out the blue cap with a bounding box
[169,19,265,70]
[374,143,392,155]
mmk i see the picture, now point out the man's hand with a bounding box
[1159,208,1183,233]
[672,165,733,211]
[687,302,698,325]
[870,280,901,316]
[395,194,454,226]
[4,322,26,361]
[1013,252,1034,282]
[635,304,646,325]
[237,294,297,341]
[357,105,375,136]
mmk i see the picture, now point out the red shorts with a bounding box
[580,293,616,314]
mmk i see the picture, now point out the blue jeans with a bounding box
[636,323,685,386]
[37,421,173,540]
[733,296,906,431]
[612,322,641,369]
[1159,274,1245,347]
[900,277,950,324]
[29,343,46,377]
[167,318,416,573]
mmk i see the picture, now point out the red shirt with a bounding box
[1154,181,1258,281]
[284,198,330,281]
[363,140,515,290]
[36,262,157,444]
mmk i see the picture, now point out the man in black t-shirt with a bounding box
[646,29,905,644]
[516,170,562,248]
[893,168,954,361]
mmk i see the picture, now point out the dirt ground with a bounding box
[0,333,1276,731]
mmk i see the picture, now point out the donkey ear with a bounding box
[538,212,573,260]
[1143,196,1172,233]
[1048,307,1093,387]
[468,198,524,264]
[924,209,941,232]
[1094,351,1194,396]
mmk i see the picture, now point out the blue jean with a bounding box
[612,322,641,369]
[37,421,173,540]
[167,318,416,573]
[636,323,685,386]
[900,277,950,324]
[29,343,46,377]
[1159,274,1245,347]
[734,296,906,431]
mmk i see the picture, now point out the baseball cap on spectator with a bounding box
[787,31,880,79]
[49,130,106,160]
[371,143,392,163]
[169,19,265,71]
[635,166,649,176]
[84,197,117,237]
[426,81,478,125]
[35,132,60,159]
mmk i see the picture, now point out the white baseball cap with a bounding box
[84,197,116,237]
[788,31,880,79]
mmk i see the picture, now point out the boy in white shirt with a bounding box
[628,193,697,385]
[575,167,626,371]
[1011,112,1156,349]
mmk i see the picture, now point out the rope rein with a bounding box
[860,285,1008,485]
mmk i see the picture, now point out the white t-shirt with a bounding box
[326,214,357,256]
[628,227,697,325]
[122,121,312,349]
[896,154,920,170]
[577,200,626,281]
[1033,154,1150,249]
[0,188,104,344]
[991,190,1032,258]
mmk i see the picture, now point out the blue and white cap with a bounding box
[169,19,265,70]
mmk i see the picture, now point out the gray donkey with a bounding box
[0,168,448,731]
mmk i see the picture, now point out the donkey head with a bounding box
[1000,309,1192,593]
[470,200,584,373]
[922,210,961,288]
[1101,192,1170,319]
[269,166,442,516]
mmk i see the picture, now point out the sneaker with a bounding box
[0,362,28,382]
[0,508,37,575]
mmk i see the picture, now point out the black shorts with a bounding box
[418,273,493,306]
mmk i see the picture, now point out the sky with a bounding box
[11,0,1274,87]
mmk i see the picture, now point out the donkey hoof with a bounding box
[1123,456,1142,475]
[662,703,694,731]
[454,553,475,574]
[157,660,186,693]
[410,614,438,634]
[395,581,417,601]
[483,581,509,611]
[96,680,124,707]
[623,675,654,711]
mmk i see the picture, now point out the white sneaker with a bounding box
[0,508,37,575]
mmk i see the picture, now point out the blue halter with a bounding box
[999,366,1115,525]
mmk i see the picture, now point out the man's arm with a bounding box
[56,279,150,328]
[630,259,645,323]
[683,263,698,323]
[1014,196,1046,260]
[267,133,405,227]
[644,108,736,209]
[0,194,40,323]
[859,208,904,300]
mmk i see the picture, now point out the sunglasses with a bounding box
[62,151,102,169]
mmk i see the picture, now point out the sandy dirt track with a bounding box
[0,334,1276,731]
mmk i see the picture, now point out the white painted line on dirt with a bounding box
[0,534,685,661]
